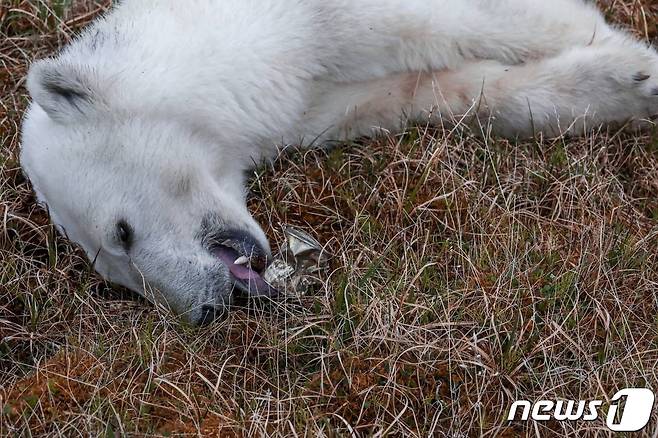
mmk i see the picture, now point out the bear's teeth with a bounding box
[234,256,250,266]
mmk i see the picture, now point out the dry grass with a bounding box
[2,1,658,436]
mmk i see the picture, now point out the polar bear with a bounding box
[21,0,658,324]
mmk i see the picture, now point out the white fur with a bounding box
[20,0,658,323]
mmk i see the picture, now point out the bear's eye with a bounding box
[116,220,133,249]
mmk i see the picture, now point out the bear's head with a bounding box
[20,60,276,325]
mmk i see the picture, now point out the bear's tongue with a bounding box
[212,246,276,297]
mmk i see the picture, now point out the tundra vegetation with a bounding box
[2,1,658,436]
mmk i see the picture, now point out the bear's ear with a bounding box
[26,59,102,124]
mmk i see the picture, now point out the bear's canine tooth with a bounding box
[234,255,249,265]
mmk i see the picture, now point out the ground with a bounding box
[2,1,658,437]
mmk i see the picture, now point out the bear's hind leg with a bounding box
[302,38,658,143]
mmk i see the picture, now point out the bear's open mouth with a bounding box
[211,244,277,298]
